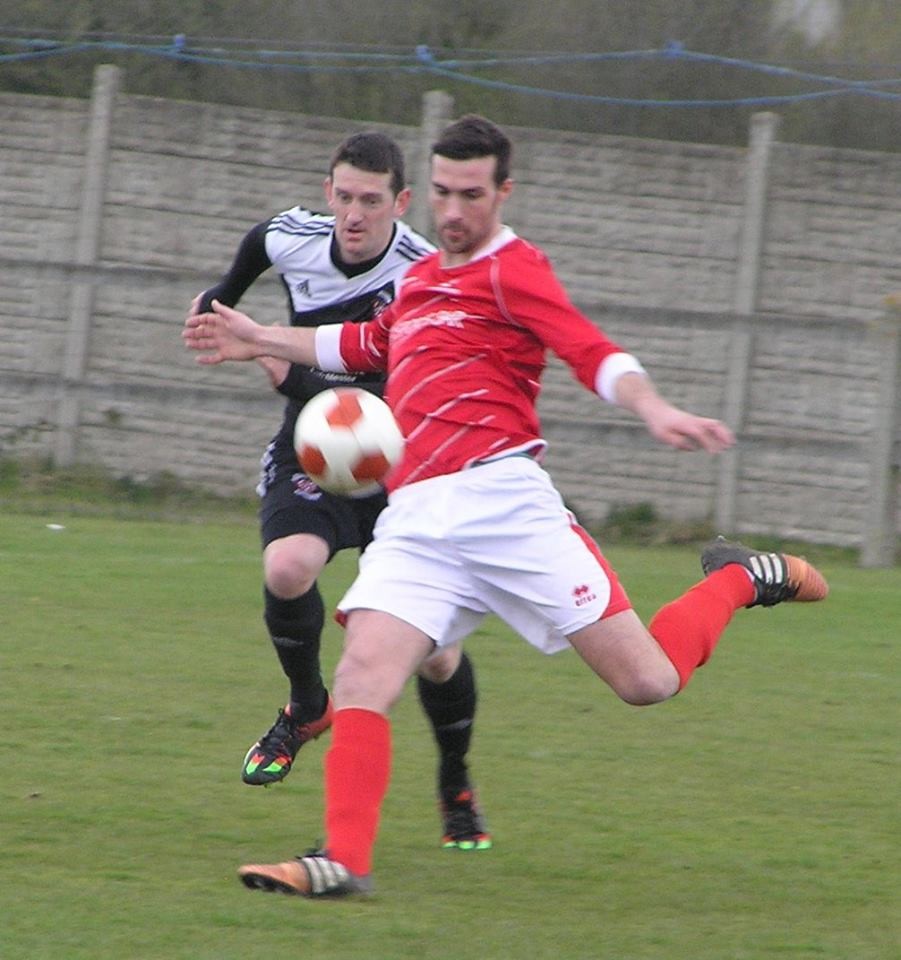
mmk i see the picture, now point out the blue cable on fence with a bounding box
[1,37,899,106]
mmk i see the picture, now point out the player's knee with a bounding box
[263,547,319,598]
[612,670,679,706]
[417,645,461,684]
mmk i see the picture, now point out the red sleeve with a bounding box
[337,306,393,373]
[494,243,625,392]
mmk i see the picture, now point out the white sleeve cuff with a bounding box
[314,325,348,373]
[595,352,647,404]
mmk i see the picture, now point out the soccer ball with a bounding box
[294,387,404,496]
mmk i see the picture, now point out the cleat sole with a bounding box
[442,836,493,851]
[238,856,372,898]
[238,861,312,896]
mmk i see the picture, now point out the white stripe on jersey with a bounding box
[269,209,333,237]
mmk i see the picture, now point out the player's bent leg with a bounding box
[242,533,333,786]
[572,540,830,700]
[567,610,681,705]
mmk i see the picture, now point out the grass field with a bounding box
[1,506,897,960]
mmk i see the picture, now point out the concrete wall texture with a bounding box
[2,66,899,560]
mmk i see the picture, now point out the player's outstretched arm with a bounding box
[613,371,734,453]
[182,300,318,367]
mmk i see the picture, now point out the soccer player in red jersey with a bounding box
[184,115,828,898]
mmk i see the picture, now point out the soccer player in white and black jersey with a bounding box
[189,132,490,850]
[186,117,827,898]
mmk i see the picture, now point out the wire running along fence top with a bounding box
[1,37,900,107]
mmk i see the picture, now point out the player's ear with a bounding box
[393,187,412,217]
[323,176,334,206]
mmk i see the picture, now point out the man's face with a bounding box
[429,154,512,265]
[325,163,410,263]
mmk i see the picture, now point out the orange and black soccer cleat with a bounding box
[701,537,829,608]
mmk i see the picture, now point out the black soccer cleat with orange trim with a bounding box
[701,536,829,608]
[239,850,373,898]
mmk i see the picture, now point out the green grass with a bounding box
[1,508,897,960]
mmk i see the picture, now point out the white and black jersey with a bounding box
[265,207,432,318]
[200,206,434,455]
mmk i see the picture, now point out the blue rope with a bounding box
[1,38,899,105]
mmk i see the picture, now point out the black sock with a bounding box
[263,586,328,724]
[416,651,477,795]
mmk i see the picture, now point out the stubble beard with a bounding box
[439,223,476,257]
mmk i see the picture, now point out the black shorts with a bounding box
[257,447,387,557]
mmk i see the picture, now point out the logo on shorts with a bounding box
[573,583,597,607]
[292,473,323,500]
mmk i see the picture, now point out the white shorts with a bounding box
[337,456,631,654]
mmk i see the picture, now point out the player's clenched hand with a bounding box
[182,300,263,365]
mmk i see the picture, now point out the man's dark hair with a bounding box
[329,132,406,196]
[431,114,512,185]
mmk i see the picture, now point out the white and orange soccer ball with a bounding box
[293,387,404,496]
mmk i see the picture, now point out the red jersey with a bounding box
[330,229,629,491]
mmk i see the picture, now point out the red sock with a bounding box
[649,565,755,690]
[323,707,391,877]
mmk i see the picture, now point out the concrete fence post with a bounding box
[53,63,120,468]
[411,90,454,238]
[715,111,780,534]
[860,295,901,567]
